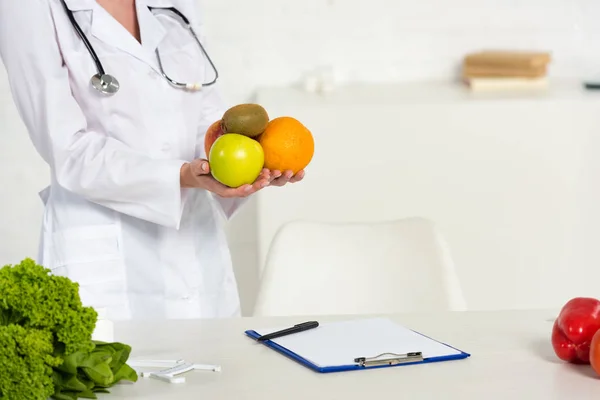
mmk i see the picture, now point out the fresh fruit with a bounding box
[209,133,264,188]
[204,119,225,157]
[551,297,600,364]
[590,329,600,375]
[222,104,269,138]
[258,116,314,174]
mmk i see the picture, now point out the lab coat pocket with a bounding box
[47,225,129,313]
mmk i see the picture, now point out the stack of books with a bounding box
[462,50,551,92]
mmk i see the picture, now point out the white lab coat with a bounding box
[0,0,247,320]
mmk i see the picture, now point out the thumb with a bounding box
[191,159,210,175]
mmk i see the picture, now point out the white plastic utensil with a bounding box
[138,359,222,384]
[148,373,186,384]
[192,363,222,372]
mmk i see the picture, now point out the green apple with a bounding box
[209,133,264,188]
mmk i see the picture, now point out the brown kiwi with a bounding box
[221,104,269,137]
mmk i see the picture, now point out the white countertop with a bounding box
[101,309,599,400]
[255,79,600,107]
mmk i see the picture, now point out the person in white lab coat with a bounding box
[0,0,305,320]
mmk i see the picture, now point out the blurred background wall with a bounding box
[3,0,600,315]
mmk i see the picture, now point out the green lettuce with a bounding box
[0,259,138,400]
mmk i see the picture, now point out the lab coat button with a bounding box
[161,143,171,152]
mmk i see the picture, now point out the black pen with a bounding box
[256,321,319,342]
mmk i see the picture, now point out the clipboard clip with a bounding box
[354,352,423,367]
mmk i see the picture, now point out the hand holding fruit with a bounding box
[180,159,270,198]
[268,169,305,187]
[204,103,314,189]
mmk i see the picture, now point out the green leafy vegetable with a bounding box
[51,341,138,400]
[0,258,138,400]
[0,324,61,399]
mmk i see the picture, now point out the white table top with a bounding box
[103,309,600,399]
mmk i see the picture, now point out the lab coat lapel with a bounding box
[63,0,170,72]
[89,4,155,69]
[136,4,167,56]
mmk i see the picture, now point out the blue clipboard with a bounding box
[244,320,470,373]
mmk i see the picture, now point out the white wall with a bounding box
[0,69,49,265]
[205,0,600,313]
[253,81,600,312]
[201,0,600,104]
[3,0,600,315]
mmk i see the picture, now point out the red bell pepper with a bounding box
[552,297,600,363]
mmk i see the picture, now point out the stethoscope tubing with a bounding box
[59,0,106,75]
[59,0,218,94]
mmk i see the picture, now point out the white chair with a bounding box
[252,217,467,317]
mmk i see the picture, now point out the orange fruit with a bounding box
[258,117,314,174]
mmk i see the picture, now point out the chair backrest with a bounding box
[252,217,467,317]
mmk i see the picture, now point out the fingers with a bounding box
[221,183,262,198]
[215,170,271,198]
[190,159,211,176]
[290,170,305,183]
[269,170,282,182]
[259,168,271,182]
[196,165,304,198]
[252,171,271,191]
[270,170,294,187]
[225,184,255,197]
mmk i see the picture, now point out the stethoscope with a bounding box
[59,0,219,96]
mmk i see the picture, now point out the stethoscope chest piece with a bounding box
[91,73,120,95]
